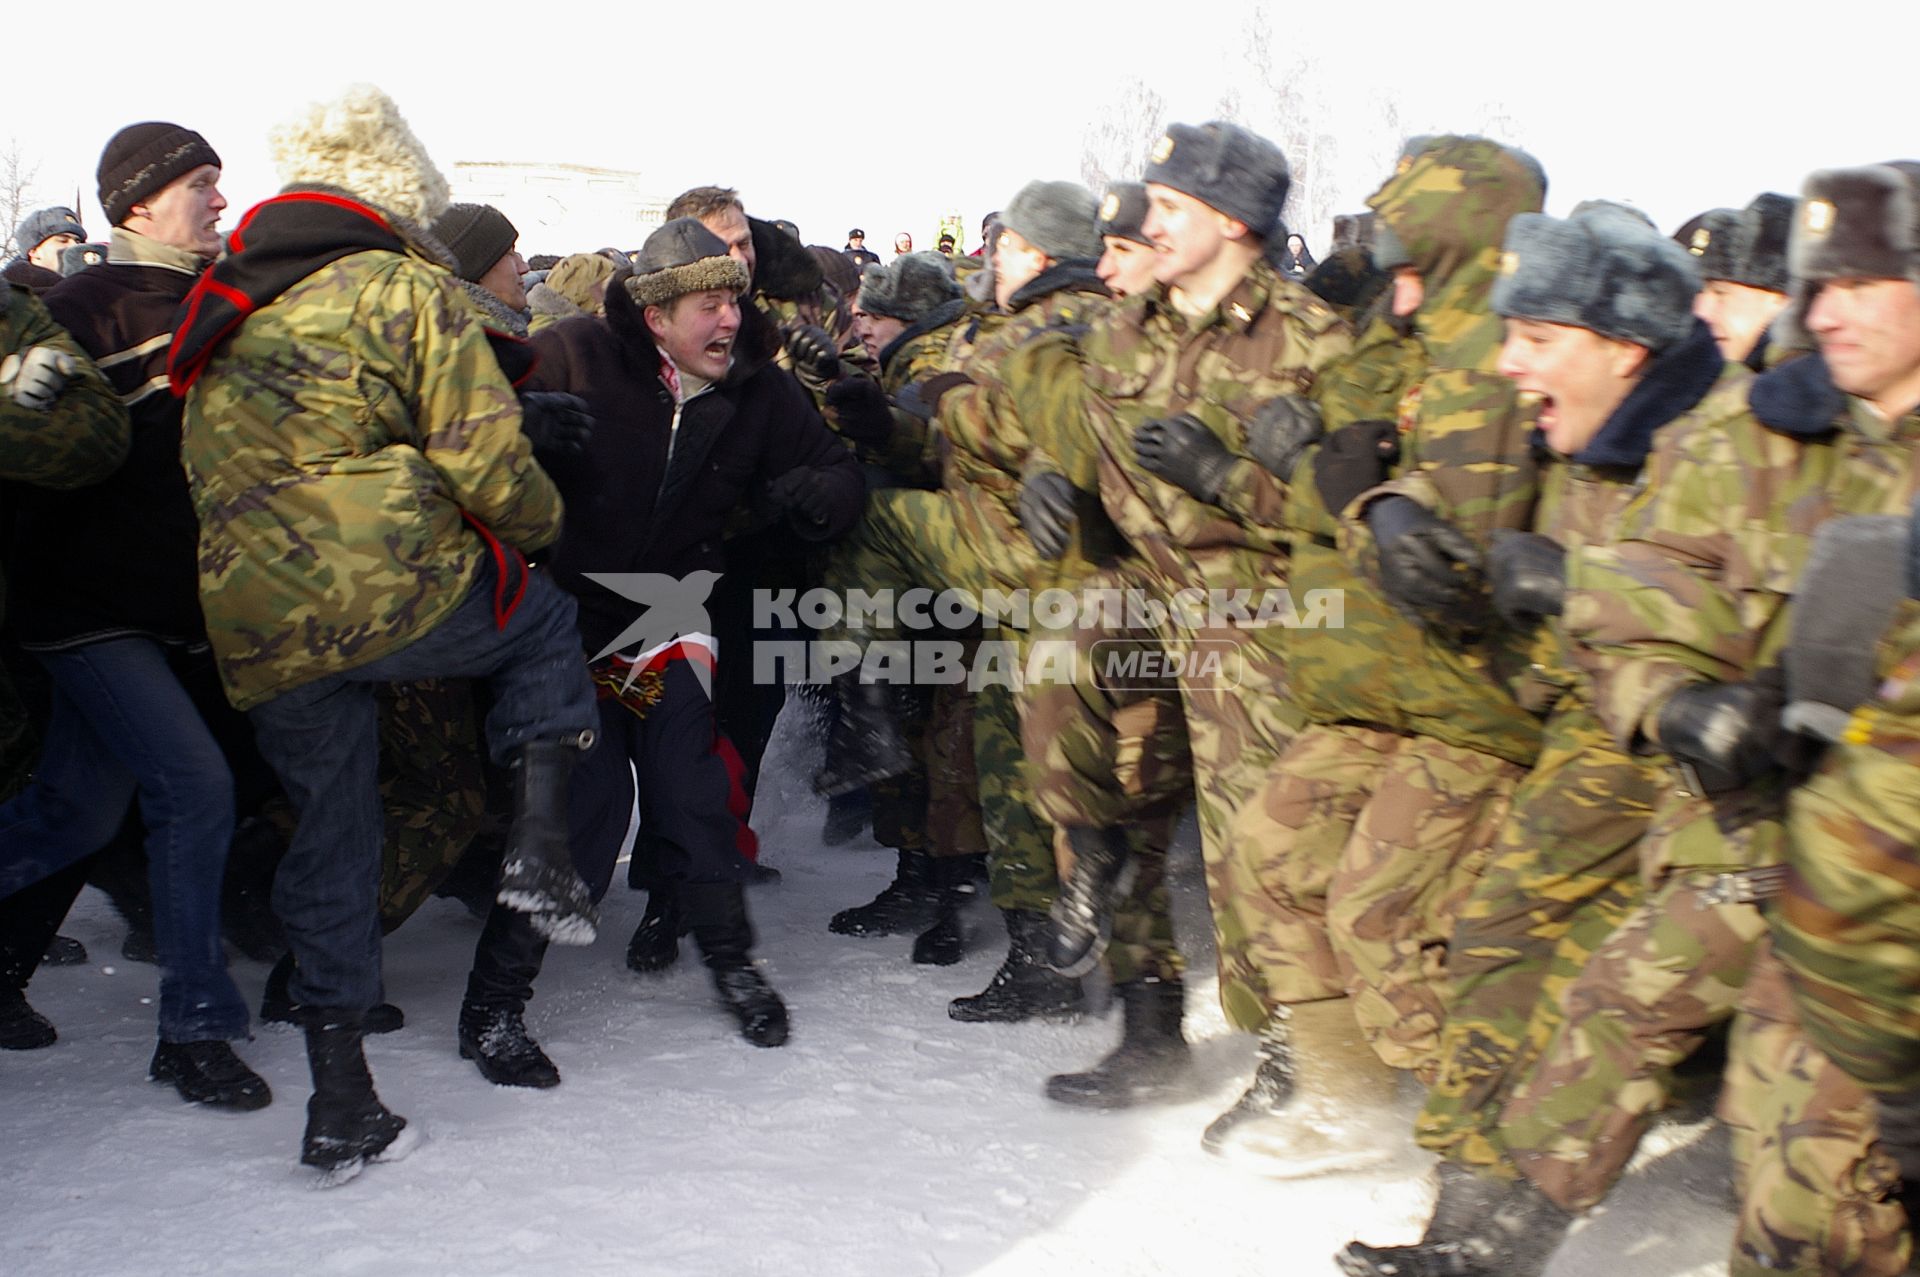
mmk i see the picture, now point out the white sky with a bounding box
[8,0,1913,257]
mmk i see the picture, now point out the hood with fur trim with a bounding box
[270,85,451,227]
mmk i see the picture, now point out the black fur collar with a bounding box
[1750,351,1847,439]
[878,298,968,372]
[1571,318,1726,469]
[604,276,780,387]
[1008,258,1107,312]
[749,216,823,302]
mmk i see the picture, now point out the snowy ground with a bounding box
[3,715,1739,1277]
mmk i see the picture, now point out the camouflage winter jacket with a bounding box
[181,245,561,710]
[0,283,128,492]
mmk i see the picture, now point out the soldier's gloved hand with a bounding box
[1487,529,1567,626]
[518,391,595,483]
[825,375,894,447]
[1367,495,1486,630]
[784,323,840,383]
[1244,394,1325,481]
[0,346,79,412]
[765,466,840,531]
[1018,472,1078,560]
[1133,413,1237,503]
[1874,1087,1920,1186]
[1312,418,1400,515]
[895,371,974,423]
[1654,677,1788,795]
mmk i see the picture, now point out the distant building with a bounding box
[448,161,669,257]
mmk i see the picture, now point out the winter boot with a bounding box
[496,735,599,945]
[813,673,913,798]
[300,1014,414,1184]
[42,934,87,966]
[1335,1173,1573,1277]
[149,1039,273,1111]
[260,952,404,1034]
[911,856,980,966]
[821,787,871,846]
[1047,826,1134,977]
[0,985,56,1050]
[684,880,790,1048]
[829,849,940,937]
[950,908,1086,1023]
[1045,977,1191,1108]
[458,1002,560,1088]
[625,882,682,974]
[1202,998,1405,1177]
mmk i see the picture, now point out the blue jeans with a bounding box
[0,638,247,1042]
[248,564,596,1013]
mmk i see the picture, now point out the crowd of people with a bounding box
[2,82,1917,1275]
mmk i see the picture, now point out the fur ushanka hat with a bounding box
[856,251,959,324]
[1493,201,1701,351]
[625,218,749,307]
[1680,192,1794,294]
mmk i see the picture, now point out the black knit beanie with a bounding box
[432,204,520,282]
[97,122,221,226]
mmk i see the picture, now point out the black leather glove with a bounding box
[784,323,840,383]
[1133,413,1237,503]
[1487,529,1567,626]
[894,371,974,423]
[1875,1088,1920,1186]
[1367,495,1486,630]
[1243,394,1325,480]
[518,391,594,483]
[824,376,894,447]
[765,466,839,531]
[1313,419,1400,515]
[1654,677,1788,795]
[1018,472,1078,560]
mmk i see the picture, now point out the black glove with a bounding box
[519,391,594,482]
[1313,419,1400,515]
[1874,1088,1920,1187]
[765,466,839,530]
[1487,529,1567,626]
[1133,413,1237,503]
[784,323,840,383]
[1243,394,1325,480]
[824,376,894,447]
[894,371,974,423]
[1367,495,1486,630]
[1654,677,1788,795]
[1018,472,1078,560]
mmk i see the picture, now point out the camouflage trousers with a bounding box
[1723,940,1912,1277]
[1500,868,1769,1212]
[872,680,987,858]
[1416,706,1656,1169]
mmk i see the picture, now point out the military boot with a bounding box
[625,882,682,974]
[1335,1173,1572,1277]
[261,952,404,1034]
[949,908,1085,1023]
[813,672,913,798]
[1047,826,1134,977]
[830,849,941,937]
[301,1013,415,1185]
[149,1039,272,1111]
[911,854,981,967]
[1203,998,1404,1177]
[496,734,599,945]
[684,880,790,1048]
[458,1002,560,1089]
[0,986,56,1050]
[1045,977,1191,1108]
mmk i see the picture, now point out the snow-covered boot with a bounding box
[625,882,682,974]
[261,952,404,1034]
[1045,977,1191,1108]
[1047,826,1134,977]
[950,908,1085,1023]
[301,1014,413,1184]
[910,855,979,966]
[0,985,56,1050]
[149,1039,273,1111]
[1335,1173,1572,1277]
[458,1002,560,1089]
[813,673,913,798]
[829,848,940,936]
[684,881,790,1048]
[496,735,599,945]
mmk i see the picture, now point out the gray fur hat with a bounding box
[1001,179,1102,262]
[1098,183,1151,246]
[1143,121,1290,241]
[14,206,86,255]
[625,217,749,307]
[1789,162,1920,284]
[1492,201,1701,351]
[1681,193,1794,294]
[856,251,959,323]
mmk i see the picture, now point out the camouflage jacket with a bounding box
[182,246,561,710]
[0,283,129,492]
[831,299,970,484]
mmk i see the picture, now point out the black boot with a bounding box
[911,853,981,966]
[149,1039,273,1111]
[458,1002,560,1088]
[625,882,682,974]
[813,673,913,798]
[1200,1009,1296,1152]
[301,1014,412,1183]
[684,880,790,1048]
[1048,826,1134,977]
[1336,1174,1572,1277]
[1045,977,1190,1108]
[949,908,1085,1023]
[829,849,940,937]
[260,952,404,1034]
[0,986,56,1050]
[496,735,599,945]
[42,934,87,966]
